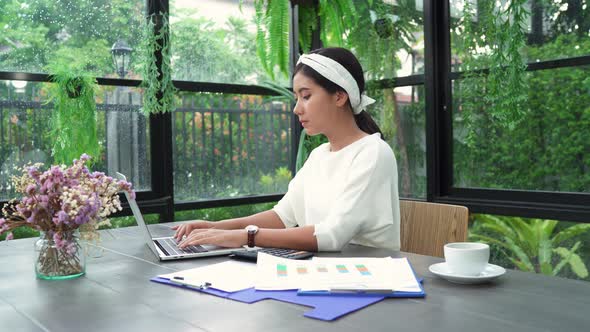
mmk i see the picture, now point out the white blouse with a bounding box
[273,133,400,251]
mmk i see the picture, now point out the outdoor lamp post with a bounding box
[111,40,133,78]
[10,80,27,93]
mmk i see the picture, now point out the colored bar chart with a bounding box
[355,264,371,276]
[277,264,287,277]
[336,265,349,273]
[296,266,308,275]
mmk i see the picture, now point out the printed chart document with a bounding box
[158,260,256,292]
[255,253,421,293]
[255,253,317,290]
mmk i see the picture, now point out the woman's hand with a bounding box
[171,220,214,242]
[177,228,248,249]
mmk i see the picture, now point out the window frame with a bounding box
[426,0,590,222]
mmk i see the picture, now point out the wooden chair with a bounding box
[400,200,469,258]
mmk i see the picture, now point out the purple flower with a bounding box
[25,184,36,196]
[27,166,41,182]
[0,218,5,227]
[6,232,13,241]
[54,210,69,225]
[53,232,65,249]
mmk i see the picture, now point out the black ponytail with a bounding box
[354,111,384,138]
[294,47,384,139]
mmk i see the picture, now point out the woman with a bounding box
[174,47,400,252]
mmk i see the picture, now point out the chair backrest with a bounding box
[400,200,469,258]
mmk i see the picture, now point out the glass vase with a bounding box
[34,231,86,280]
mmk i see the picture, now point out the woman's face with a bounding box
[292,72,344,136]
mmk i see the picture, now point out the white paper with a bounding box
[159,260,256,292]
[254,253,421,293]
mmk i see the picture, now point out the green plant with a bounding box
[469,215,590,279]
[259,167,292,193]
[139,12,177,115]
[455,0,529,146]
[252,0,357,79]
[45,60,100,165]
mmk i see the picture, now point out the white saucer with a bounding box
[428,262,506,284]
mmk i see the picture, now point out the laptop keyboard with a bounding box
[155,238,209,256]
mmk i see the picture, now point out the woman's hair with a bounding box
[293,47,384,138]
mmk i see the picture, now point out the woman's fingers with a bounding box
[178,229,245,248]
[174,224,192,241]
[178,229,211,248]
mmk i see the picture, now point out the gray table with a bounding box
[1,224,589,332]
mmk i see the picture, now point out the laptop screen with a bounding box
[115,172,160,256]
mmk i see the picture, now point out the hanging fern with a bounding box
[456,0,530,146]
[318,0,357,47]
[139,12,177,116]
[268,0,291,76]
[254,0,272,74]
[253,0,290,79]
[46,61,100,165]
[252,0,358,79]
[298,4,318,53]
[486,0,529,128]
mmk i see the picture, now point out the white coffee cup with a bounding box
[443,242,490,276]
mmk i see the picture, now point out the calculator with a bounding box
[230,248,314,262]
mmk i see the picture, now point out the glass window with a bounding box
[170,0,276,85]
[175,202,276,222]
[368,85,426,199]
[97,85,151,191]
[0,0,144,78]
[450,0,590,70]
[0,80,151,200]
[452,65,590,192]
[172,92,292,202]
[469,213,590,282]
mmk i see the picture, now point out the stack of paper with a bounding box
[254,253,421,293]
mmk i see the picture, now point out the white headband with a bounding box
[297,53,375,114]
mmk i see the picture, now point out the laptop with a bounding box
[115,172,247,261]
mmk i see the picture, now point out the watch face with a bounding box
[246,225,259,233]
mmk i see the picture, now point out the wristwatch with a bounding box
[245,225,259,248]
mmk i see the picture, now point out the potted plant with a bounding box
[0,154,135,279]
[45,60,101,165]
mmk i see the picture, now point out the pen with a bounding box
[170,277,211,289]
